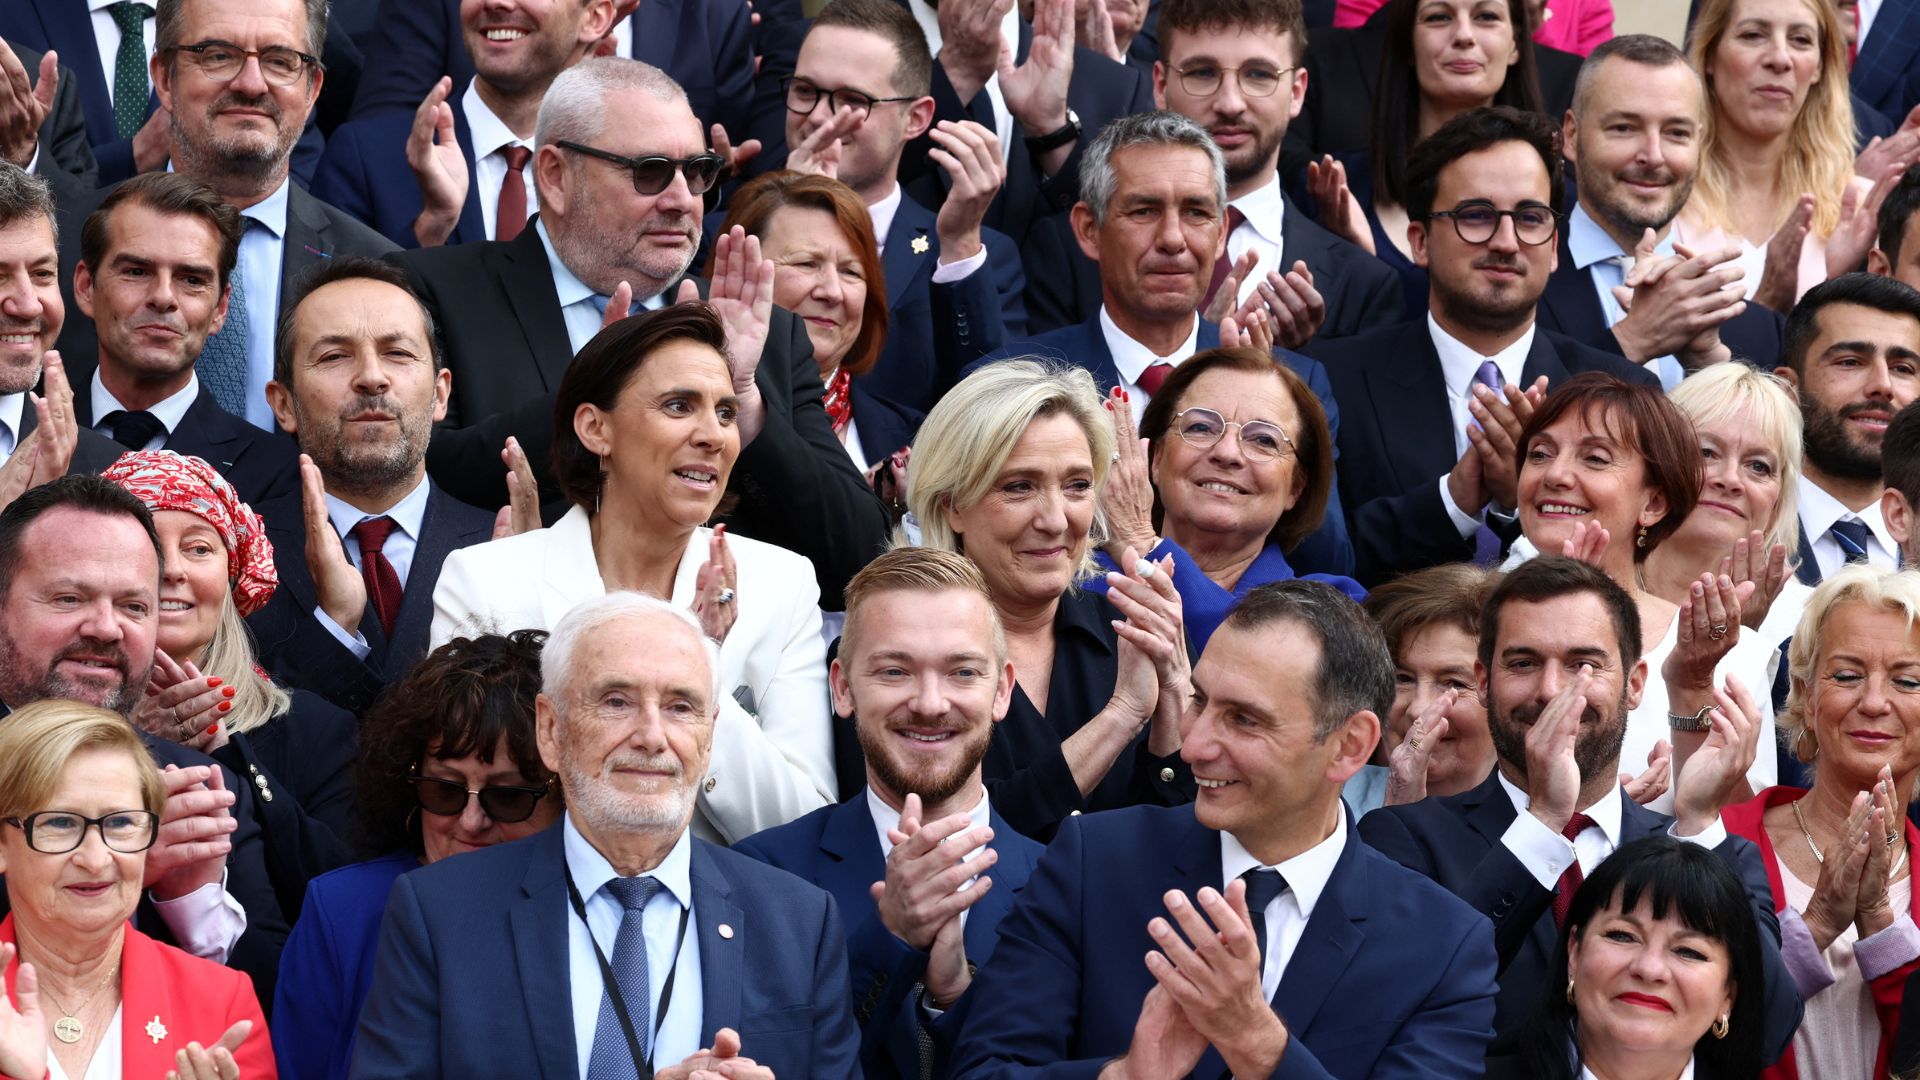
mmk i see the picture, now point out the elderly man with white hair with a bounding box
[350,592,862,1080]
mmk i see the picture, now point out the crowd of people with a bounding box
[0,0,1919,1076]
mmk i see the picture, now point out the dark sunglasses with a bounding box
[407,773,553,824]
[555,140,727,196]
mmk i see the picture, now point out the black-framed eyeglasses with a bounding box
[1426,200,1562,246]
[4,810,158,854]
[555,141,727,196]
[1172,63,1296,99]
[407,773,553,824]
[782,78,918,122]
[1170,407,1295,461]
[167,40,322,86]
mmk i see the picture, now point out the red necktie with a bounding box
[497,144,533,242]
[1551,812,1598,928]
[350,517,404,640]
[1136,362,1176,396]
[1202,206,1249,313]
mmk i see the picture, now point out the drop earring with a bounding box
[1635,526,1649,549]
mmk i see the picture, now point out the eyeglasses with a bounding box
[1426,200,1562,246]
[1170,407,1294,461]
[4,810,158,854]
[783,78,918,122]
[407,773,553,824]
[555,141,727,196]
[168,41,322,86]
[1172,63,1295,99]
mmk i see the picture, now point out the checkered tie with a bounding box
[197,245,251,418]
[586,876,663,1079]
[108,3,154,140]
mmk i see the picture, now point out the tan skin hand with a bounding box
[1619,739,1672,807]
[0,943,47,1080]
[1143,884,1288,1078]
[492,435,543,539]
[408,76,469,248]
[300,454,367,633]
[1384,688,1458,807]
[0,39,57,169]
[147,764,237,901]
[1720,532,1791,631]
[164,1020,250,1080]
[1751,194,1813,314]
[690,524,739,644]
[1524,668,1593,833]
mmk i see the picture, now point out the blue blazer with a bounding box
[1853,4,1920,120]
[734,794,1043,1080]
[349,825,863,1079]
[947,805,1499,1079]
[972,316,1357,579]
[273,853,417,1080]
[311,89,488,249]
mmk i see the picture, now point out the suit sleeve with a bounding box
[32,57,98,196]
[1712,835,1804,1065]
[807,893,865,1080]
[309,124,389,248]
[348,0,452,119]
[428,544,495,650]
[251,605,391,716]
[273,882,354,1080]
[1344,476,1478,587]
[929,241,1016,397]
[350,875,443,1080]
[1357,807,1552,973]
[708,0,757,145]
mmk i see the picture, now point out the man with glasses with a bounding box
[1303,106,1656,587]
[52,0,396,435]
[394,57,890,609]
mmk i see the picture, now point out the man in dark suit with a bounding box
[1852,0,1920,122]
[1023,0,1401,345]
[1305,106,1657,586]
[311,0,616,249]
[949,580,1499,1078]
[246,257,493,716]
[352,592,862,1079]
[1872,168,1920,291]
[2,41,101,206]
[393,58,889,607]
[1359,555,1804,1061]
[735,548,1043,1080]
[70,172,295,505]
[1541,35,1784,384]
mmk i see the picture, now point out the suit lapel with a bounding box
[164,389,244,469]
[1074,317,1125,395]
[493,224,577,390]
[36,0,117,142]
[1519,327,1574,387]
[387,484,467,661]
[964,807,1038,960]
[883,196,937,313]
[1166,813,1234,1080]
[1270,822,1368,1037]
[818,797,888,919]
[691,843,745,1043]
[1795,520,1822,586]
[451,98,488,246]
[1374,323,1457,496]
[281,187,336,311]
[1540,236,1612,348]
[511,829,582,1080]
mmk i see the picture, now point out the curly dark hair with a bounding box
[353,630,558,857]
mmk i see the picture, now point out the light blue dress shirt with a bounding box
[1566,204,1684,390]
[313,474,432,656]
[234,178,291,431]
[536,219,667,357]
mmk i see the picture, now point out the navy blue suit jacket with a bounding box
[1358,773,1804,1062]
[1853,4,1920,120]
[947,805,1499,1079]
[734,793,1043,1080]
[75,385,298,508]
[311,88,488,249]
[349,824,863,1079]
[974,316,1357,578]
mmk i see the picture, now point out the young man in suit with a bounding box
[311,0,617,249]
[1871,169,1920,291]
[352,591,862,1079]
[948,580,1499,1077]
[1358,555,1803,1061]
[246,257,494,716]
[1304,106,1657,586]
[735,547,1042,1080]
[71,172,295,505]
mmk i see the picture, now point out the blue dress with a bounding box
[1088,537,1366,653]
[271,852,417,1080]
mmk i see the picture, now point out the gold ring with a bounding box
[1709,624,1729,640]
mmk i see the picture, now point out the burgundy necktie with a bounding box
[1551,812,1598,928]
[1136,362,1176,396]
[1202,206,1250,313]
[496,144,533,242]
[350,517,404,639]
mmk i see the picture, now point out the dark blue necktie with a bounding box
[1830,518,1872,564]
[586,875,662,1078]
[1241,867,1288,967]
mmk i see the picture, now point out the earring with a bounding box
[1566,977,1575,1005]
[1635,526,1649,549]
[1711,1014,1729,1039]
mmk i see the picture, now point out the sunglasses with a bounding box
[555,140,727,196]
[407,773,553,824]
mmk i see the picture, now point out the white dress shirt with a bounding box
[866,785,991,935]
[1223,174,1286,308]
[907,0,1020,166]
[1581,1061,1691,1080]
[88,0,157,111]
[1496,772,1726,891]
[1797,476,1900,578]
[563,813,704,1080]
[1429,314,1534,536]
[462,81,538,241]
[1219,823,1347,1002]
[1100,307,1201,423]
[0,392,25,463]
[1566,203,1685,390]
[89,370,199,450]
[538,219,669,356]
[314,473,432,656]
[1857,0,1884,46]
[868,182,988,281]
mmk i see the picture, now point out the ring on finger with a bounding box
[1708,624,1729,640]
[716,587,735,605]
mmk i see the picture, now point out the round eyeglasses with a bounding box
[1425,200,1562,246]
[555,141,728,196]
[782,78,918,122]
[168,41,322,86]
[4,810,158,854]
[1170,407,1294,461]
[407,773,553,824]
[1172,63,1295,99]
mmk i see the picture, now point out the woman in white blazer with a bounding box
[431,304,834,843]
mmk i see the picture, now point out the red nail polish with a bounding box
[206,677,222,688]
[217,701,231,713]
[222,686,236,698]
[204,723,219,736]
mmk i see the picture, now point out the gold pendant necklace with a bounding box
[17,938,120,1045]
[1794,797,1908,878]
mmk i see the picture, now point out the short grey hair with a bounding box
[0,164,56,243]
[1078,110,1226,225]
[155,0,330,62]
[536,57,690,149]
[541,591,723,711]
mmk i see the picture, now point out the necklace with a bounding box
[16,937,120,1045]
[1794,797,1909,879]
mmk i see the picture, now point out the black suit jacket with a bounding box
[390,221,891,606]
[245,480,494,715]
[74,385,297,507]
[13,394,126,475]
[1307,319,1659,586]
[1358,773,1803,1063]
[16,43,98,205]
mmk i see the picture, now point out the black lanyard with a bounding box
[564,868,692,1080]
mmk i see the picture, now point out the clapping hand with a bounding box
[1829,166,1911,280]
[930,120,1005,264]
[0,943,46,1080]
[999,0,1076,166]
[0,38,57,169]
[492,436,542,539]
[164,1020,251,1080]
[1662,573,1754,693]
[1305,155,1372,255]
[146,764,237,902]
[1384,688,1458,808]
[1619,740,1672,807]
[783,105,860,180]
[1106,546,1189,759]
[1752,195,1813,314]
[300,454,367,634]
[1720,531,1791,631]
[1670,676,1761,835]
[1202,249,1259,326]
[1465,378,1542,513]
[1141,884,1289,1078]
[710,123,763,180]
[1559,520,1611,567]
[407,76,470,247]
[1075,0,1126,61]
[133,649,233,751]
[1802,784,1887,952]
[0,351,76,512]
[676,227,772,442]
[690,525,739,644]
[1524,667,1592,832]
[1098,388,1157,560]
[1217,308,1274,354]
[655,1027,777,1080]
[872,793,997,1007]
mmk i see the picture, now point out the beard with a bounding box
[1583,163,1695,237]
[1801,396,1887,479]
[853,702,993,809]
[1220,125,1285,190]
[554,199,701,301]
[1485,681,1631,787]
[560,748,700,831]
[169,90,302,184]
[1430,255,1540,337]
[0,631,150,717]
[294,393,431,495]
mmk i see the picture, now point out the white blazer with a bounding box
[429,506,835,843]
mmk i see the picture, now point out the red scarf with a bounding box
[824,367,852,435]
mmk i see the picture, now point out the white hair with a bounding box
[540,591,723,711]
[536,57,690,149]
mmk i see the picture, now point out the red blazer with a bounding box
[1723,786,1920,1080]
[1,915,276,1079]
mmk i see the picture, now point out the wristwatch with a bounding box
[1667,704,1714,732]
[1023,108,1082,155]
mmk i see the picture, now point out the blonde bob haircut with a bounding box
[1667,363,1804,560]
[0,701,166,821]
[904,359,1115,585]
[1780,565,1920,799]
[1685,0,1855,240]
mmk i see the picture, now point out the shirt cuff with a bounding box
[1501,810,1576,891]
[149,869,248,965]
[917,983,948,1020]
[1437,476,1482,539]
[24,146,39,175]
[1668,817,1728,850]
[313,604,372,660]
[1778,907,1839,997]
[931,244,988,283]
[1856,912,1920,982]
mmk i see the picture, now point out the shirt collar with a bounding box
[1496,769,1626,850]
[238,176,290,238]
[1229,173,1286,247]
[0,393,24,446]
[1427,312,1536,395]
[90,369,200,436]
[460,78,527,160]
[562,810,695,911]
[324,472,431,543]
[869,184,904,251]
[1100,306,1200,386]
[1797,475,1895,551]
[537,218,599,311]
[864,784,990,854]
[1218,818,1347,921]
[1567,203,1673,272]
[89,0,146,13]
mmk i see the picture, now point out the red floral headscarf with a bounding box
[102,451,278,617]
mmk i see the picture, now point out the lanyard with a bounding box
[564,867,692,1080]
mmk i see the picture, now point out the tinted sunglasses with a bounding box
[407,773,553,824]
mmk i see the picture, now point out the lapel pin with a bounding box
[717,923,735,939]
[910,235,930,255]
[146,1016,168,1044]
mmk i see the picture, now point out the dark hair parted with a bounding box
[1877,170,1920,267]
[353,630,559,858]
[1782,271,1920,378]
[274,256,446,386]
[1364,562,1501,660]
[1159,0,1308,63]
[550,302,733,511]
[1136,347,1331,552]
[1405,104,1564,223]
[0,475,162,602]
[81,172,242,293]
[810,0,935,97]
[1222,580,1394,739]
[1478,555,1643,674]
[1516,836,1765,1080]
[0,163,55,240]
[1513,372,1700,561]
[1372,0,1543,209]
[1883,401,1920,510]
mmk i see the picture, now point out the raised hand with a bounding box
[1384,688,1457,807]
[1720,531,1791,631]
[0,38,57,169]
[1099,388,1157,558]
[299,454,368,634]
[492,436,543,539]
[408,76,471,247]
[785,105,862,180]
[1663,572,1753,695]
[690,524,739,644]
[1106,548,1189,758]
[132,104,172,173]
[937,0,1015,104]
[1619,739,1672,807]
[678,227,772,443]
[1076,0,1126,61]
[999,0,1075,162]
[146,764,237,901]
[930,120,1005,264]
[1202,249,1260,326]
[1143,883,1289,1078]
[1829,166,1910,280]
[1559,520,1611,567]
[710,123,763,180]
[132,650,231,747]
[1465,380,1538,511]
[0,943,46,1080]
[1802,789,1875,952]
[1670,677,1761,835]
[1217,308,1274,354]
[1856,765,1901,940]
[31,348,77,487]
[1099,983,1207,1080]
[1752,194,1813,314]
[870,794,999,951]
[1306,155,1373,254]
[1608,228,1746,370]
[164,1020,251,1080]
[1524,667,1592,832]
[1250,263,1325,350]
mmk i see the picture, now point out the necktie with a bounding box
[1136,362,1176,396]
[1470,360,1506,565]
[587,876,664,1079]
[108,2,154,140]
[100,409,166,451]
[1202,206,1250,313]
[1240,867,1288,968]
[349,517,404,639]
[496,144,533,242]
[1551,812,1598,928]
[197,240,251,418]
[1830,518,1873,564]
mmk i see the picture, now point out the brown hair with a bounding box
[844,547,1005,662]
[1478,554,1643,671]
[1364,563,1500,660]
[80,171,242,292]
[810,0,935,96]
[1159,0,1308,63]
